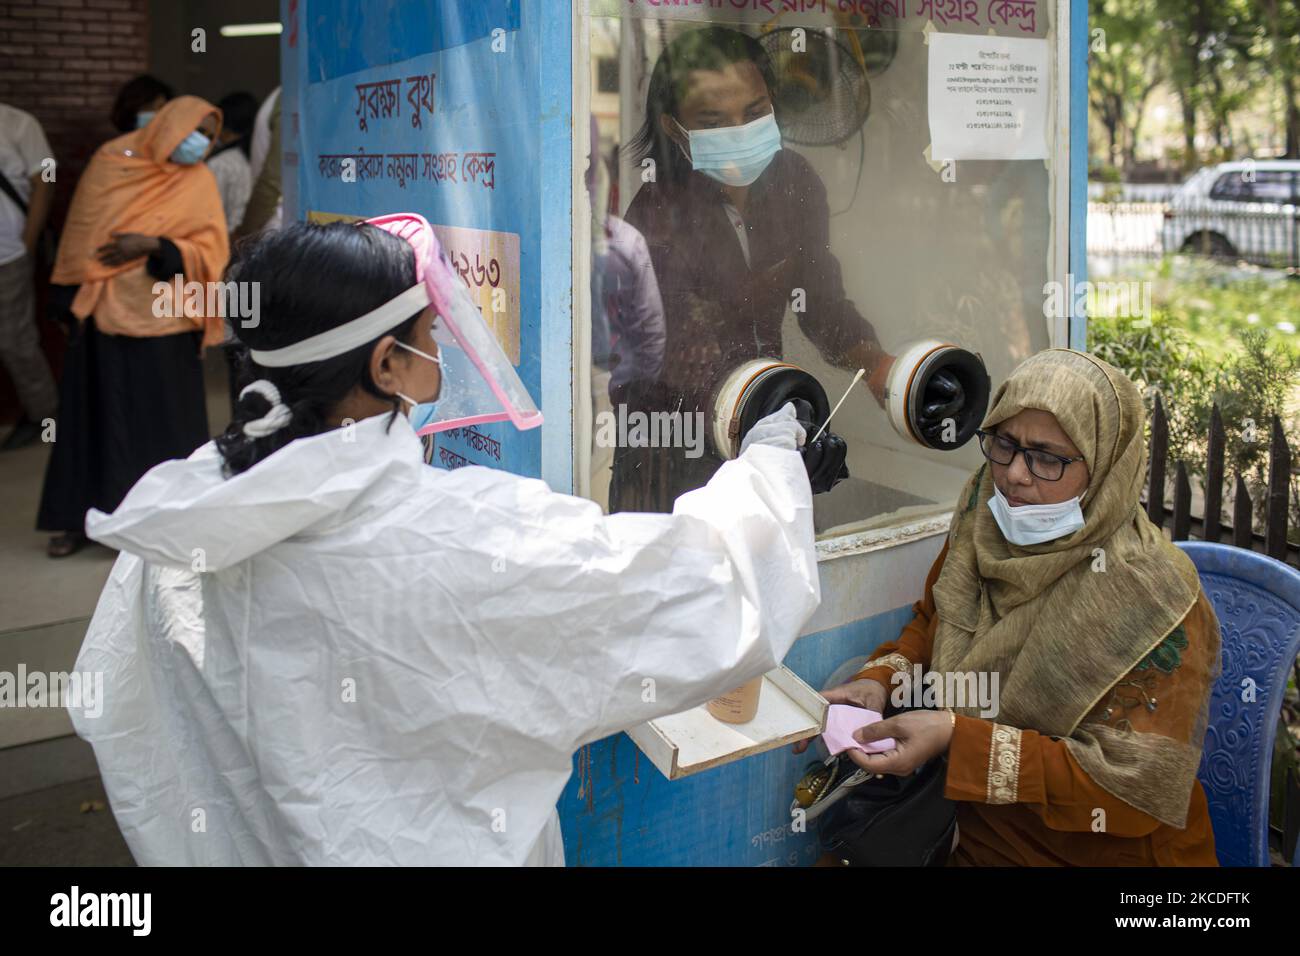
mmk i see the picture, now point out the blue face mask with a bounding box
[406,400,440,434]
[673,113,782,187]
[394,340,444,434]
[170,131,210,165]
[135,111,155,129]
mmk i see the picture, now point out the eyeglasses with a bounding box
[976,429,1085,482]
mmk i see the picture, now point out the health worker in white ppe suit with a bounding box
[69,213,823,866]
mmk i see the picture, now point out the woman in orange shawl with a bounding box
[37,96,229,557]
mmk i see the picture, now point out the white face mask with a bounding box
[987,484,1085,545]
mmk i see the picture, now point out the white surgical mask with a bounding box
[987,484,1085,545]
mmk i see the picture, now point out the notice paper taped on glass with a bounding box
[928,33,1049,161]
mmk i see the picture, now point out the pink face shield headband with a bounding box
[248,213,543,437]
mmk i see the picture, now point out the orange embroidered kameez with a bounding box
[854,539,1219,867]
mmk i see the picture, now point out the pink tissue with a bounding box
[821,704,896,756]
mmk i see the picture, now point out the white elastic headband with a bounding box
[248,284,431,368]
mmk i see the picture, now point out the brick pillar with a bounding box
[0,0,151,230]
[0,0,150,413]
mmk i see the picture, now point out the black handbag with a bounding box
[821,756,957,866]
[793,749,957,867]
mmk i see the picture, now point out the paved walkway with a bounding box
[0,776,133,866]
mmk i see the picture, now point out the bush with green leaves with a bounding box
[1090,311,1300,538]
[1089,308,1218,471]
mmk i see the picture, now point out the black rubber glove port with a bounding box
[917,369,965,445]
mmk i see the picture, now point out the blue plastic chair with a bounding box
[1176,541,1300,867]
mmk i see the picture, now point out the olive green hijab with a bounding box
[931,349,1207,826]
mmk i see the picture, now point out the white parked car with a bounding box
[1162,160,1300,266]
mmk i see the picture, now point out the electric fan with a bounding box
[757,26,872,147]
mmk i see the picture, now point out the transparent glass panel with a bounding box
[581,3,1059,535]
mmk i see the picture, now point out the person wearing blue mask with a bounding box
[38,96,227,557]
[616,26,963,513]
[109,73,172,134]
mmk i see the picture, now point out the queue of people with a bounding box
[0,78,281,557]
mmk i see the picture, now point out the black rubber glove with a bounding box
[789,398,849,494]
[803,432,849,494]
[918,370,965,445]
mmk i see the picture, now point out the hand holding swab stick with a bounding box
[810,368,865,444]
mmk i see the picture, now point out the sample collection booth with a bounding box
[282,0,1088,865]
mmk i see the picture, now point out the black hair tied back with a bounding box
[215,220,423,477]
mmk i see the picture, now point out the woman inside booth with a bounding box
[814,349,1221,866]
[615,25,964,513]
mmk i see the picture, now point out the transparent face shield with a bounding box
[363,212,543,437]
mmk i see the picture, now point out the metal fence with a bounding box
[1144,394,1297,561]
[1087,201,1165,257]
[1088,200,1300,269]
[1087,182,1180,203]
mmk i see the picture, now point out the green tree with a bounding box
[1255,0,1300,158]
[1153,0,1274,169]
[1089,0,1161,172]
[1154,0,1210,171]
[1200,0,1265,160]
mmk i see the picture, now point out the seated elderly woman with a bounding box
[819,348,1220,866]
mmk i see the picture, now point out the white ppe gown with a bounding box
[71,412,820,865]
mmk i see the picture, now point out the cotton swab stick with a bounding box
[810,368,865,444]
